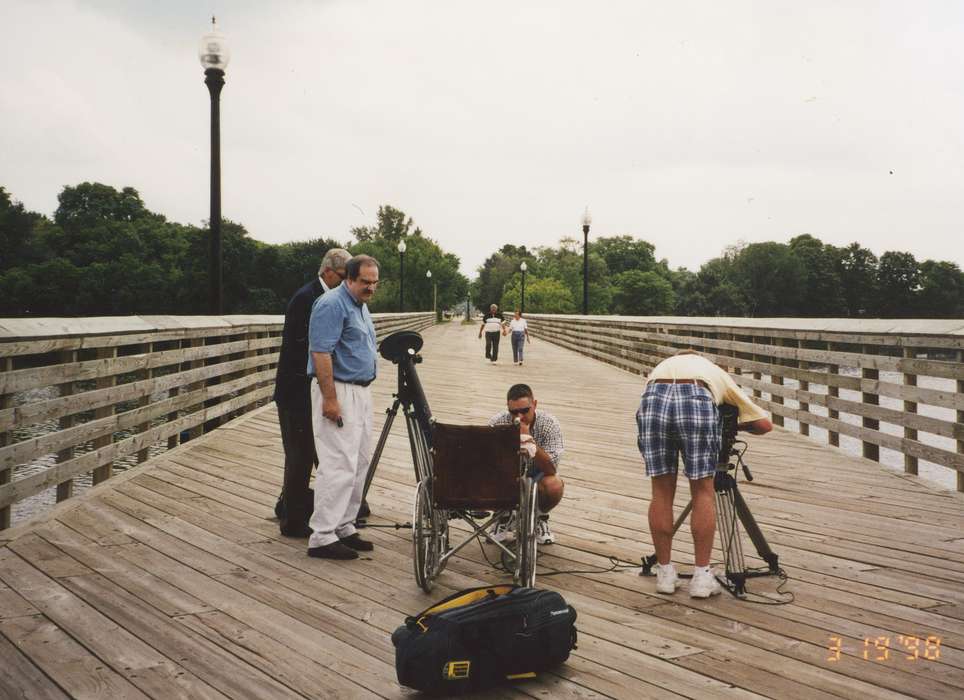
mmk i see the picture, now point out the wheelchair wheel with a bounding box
[516,479,539,588]
[413,480,440,593]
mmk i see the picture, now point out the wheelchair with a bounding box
[410,422,541,592]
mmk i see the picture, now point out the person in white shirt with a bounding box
[507,309,530,365]
[636,350,772,598]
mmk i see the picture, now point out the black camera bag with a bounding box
[391,584,577,694]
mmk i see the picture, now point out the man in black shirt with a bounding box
[478,304,504,362]
[273,248,351,537]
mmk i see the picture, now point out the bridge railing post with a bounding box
[903,347,918,476]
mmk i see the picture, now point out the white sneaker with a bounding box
[689,567,723,598]
[491,514,516,543]
[654,563,680,594]
[536,518,555,544]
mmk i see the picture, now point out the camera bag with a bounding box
[391,584,578,695]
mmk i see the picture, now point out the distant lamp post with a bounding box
[581,206,592,315]
[397,239,407,312]
[426,269,437,318]
[199,17,230,315]
[520,261,528,315]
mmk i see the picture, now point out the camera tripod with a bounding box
[359,331,434,523]
[641,441,780,598]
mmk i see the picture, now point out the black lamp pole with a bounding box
[199,17,229,315]
[581,207,591,315]
[205,68,224,315]
[398,247,406,312]
[520,262,527,315]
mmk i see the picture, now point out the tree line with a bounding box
[473,234,964,318]
[0,184,469,317]
[3,182,960,319]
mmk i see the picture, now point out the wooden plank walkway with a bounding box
[1,322,963,699]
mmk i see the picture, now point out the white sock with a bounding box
[693,565,712,575]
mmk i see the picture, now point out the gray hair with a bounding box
[319,248,351,276]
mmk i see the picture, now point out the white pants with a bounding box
[308,380,373,548]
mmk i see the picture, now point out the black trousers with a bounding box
[277,404,317,532]
[485,331,501,361]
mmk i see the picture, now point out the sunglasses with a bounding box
[508,406,531,416]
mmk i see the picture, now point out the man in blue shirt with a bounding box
[306,254,380,560]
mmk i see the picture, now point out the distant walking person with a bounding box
[273,248,351,537]
[479,304,503,362]
[307,255,380,560]
[508,309,529,365]
[636,350,772,598]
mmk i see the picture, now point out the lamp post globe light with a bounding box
[581,206,592,315]
[426,269,437,318]
[520,261,528,315]
[397,239,407,312]
[199,17,230,315]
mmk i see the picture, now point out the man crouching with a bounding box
[489,383,564,544]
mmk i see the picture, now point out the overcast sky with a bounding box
[2,0,963,277]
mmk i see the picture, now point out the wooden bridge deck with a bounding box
[1,322,963,699]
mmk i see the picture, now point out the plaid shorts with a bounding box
[636,383,720,480]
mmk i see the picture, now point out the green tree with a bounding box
[593,235,657,275]
[837,243,878,316]
[788,234,845,316]
[877,251,921,317]
[0,187,44,270]
[501,277,575,313]
[916,260,964,317]
[731,242,806,316]
[612,270,676,315]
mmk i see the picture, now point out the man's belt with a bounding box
[336,377,375,387]
[651,378,709,389]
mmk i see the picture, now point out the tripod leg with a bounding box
[405,410,431,483]
[361,398,401,505]
[733,485,779,572]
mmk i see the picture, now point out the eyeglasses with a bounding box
[508,406,531,416]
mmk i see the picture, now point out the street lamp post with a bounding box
[581,206,592,315]
[397,239,407,312]
[426,270,437,319]
[199,17,230,315]
[520,261,528,315]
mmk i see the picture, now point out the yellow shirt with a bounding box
[646,354,767,424]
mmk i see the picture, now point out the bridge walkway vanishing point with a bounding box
[1,322,963,699]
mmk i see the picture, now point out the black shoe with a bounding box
[307,542,359,560]
[274,494,284,520]
[280,522,312,538]
[340,533,374,552]
[358,499,371,519]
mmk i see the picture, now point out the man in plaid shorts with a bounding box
[637,350,772,597]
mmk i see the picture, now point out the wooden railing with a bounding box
[0,312,434,529]
[526,314,964,492]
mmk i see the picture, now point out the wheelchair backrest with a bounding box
[431,423,521,510]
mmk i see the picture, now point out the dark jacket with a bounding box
[273,277,325,411]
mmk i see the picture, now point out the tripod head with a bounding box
[380,330,424,365]
[379,330,433,444]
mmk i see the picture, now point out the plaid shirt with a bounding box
[489,410,564,469]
